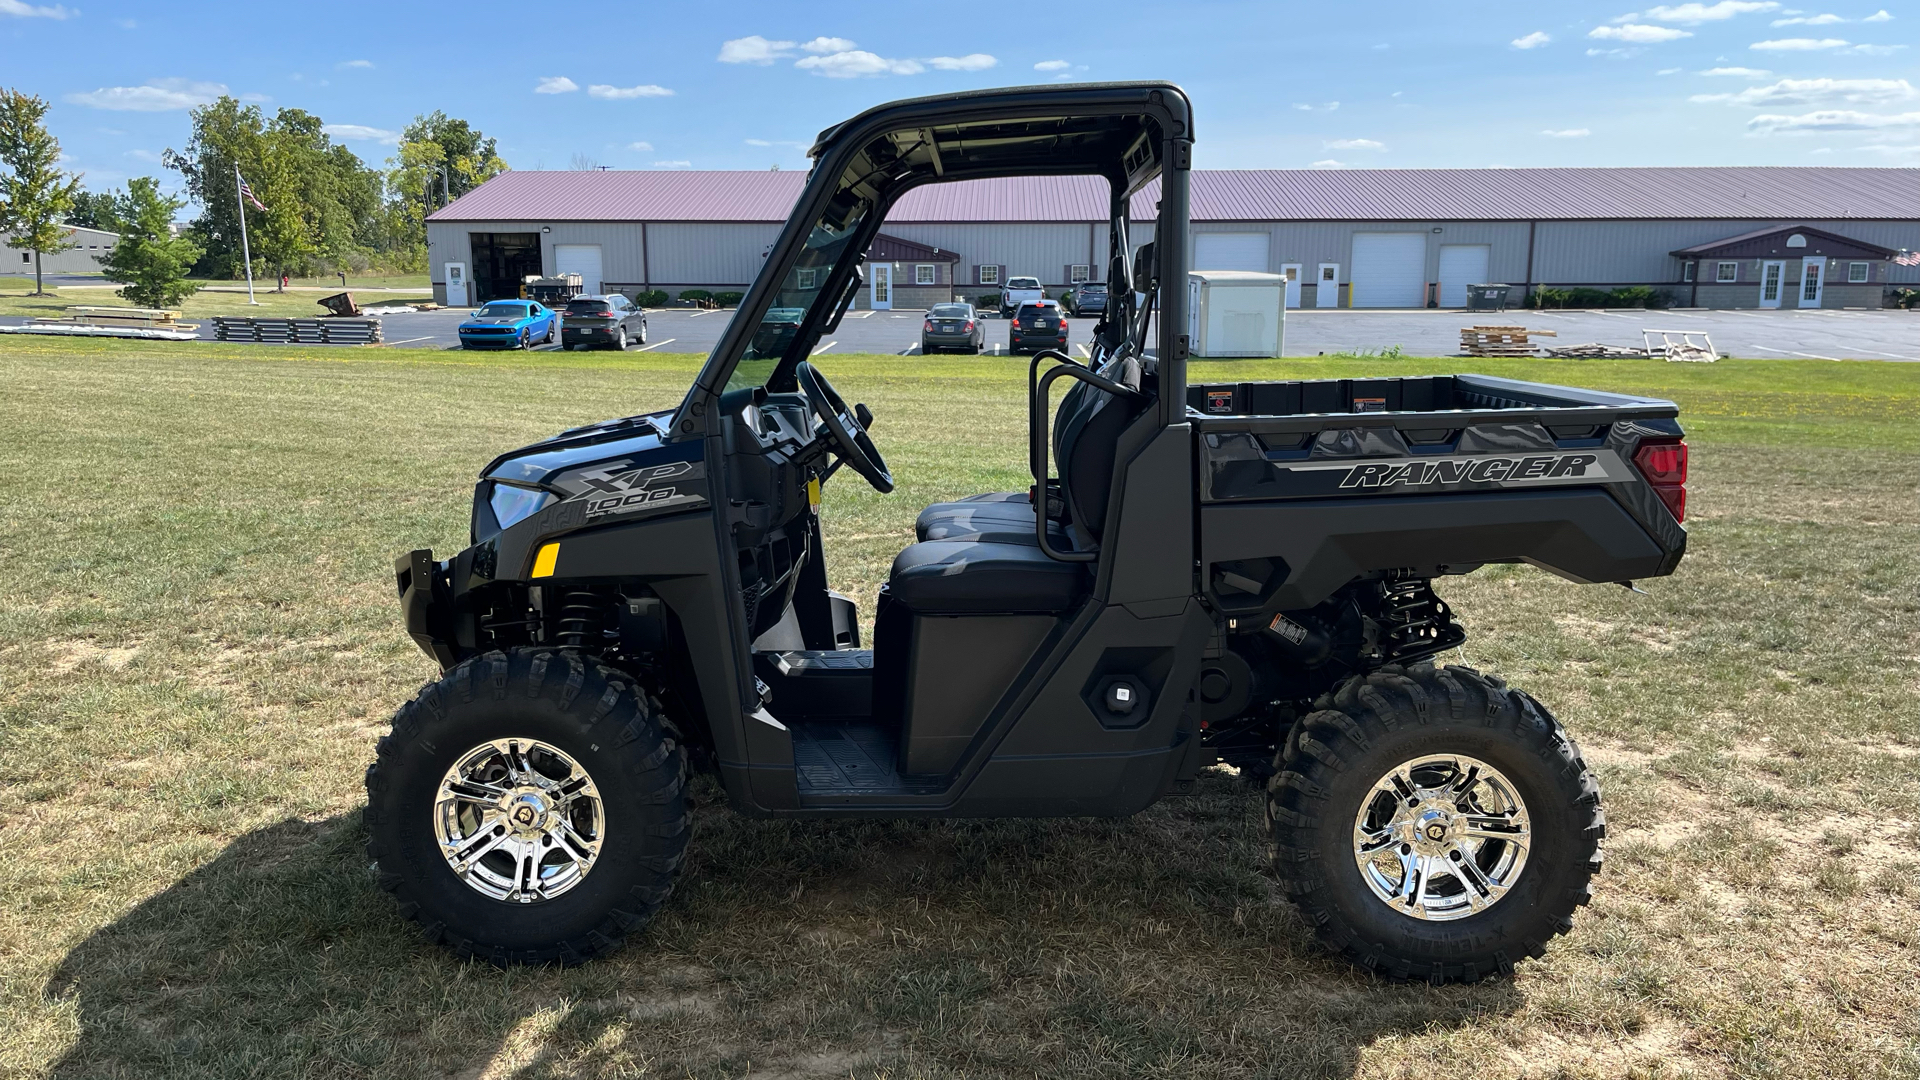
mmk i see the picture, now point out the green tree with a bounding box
[0,87,82,295]
[68,188,127,232]
[99,177,202,309]
[165,97,387,287]
[385,111,507,261]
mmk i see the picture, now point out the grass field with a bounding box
[0,284,433,322]
[1,339,1916,1079]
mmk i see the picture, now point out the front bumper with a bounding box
[460,330,522,349]
[395,548,456,668]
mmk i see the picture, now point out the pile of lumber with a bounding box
[212,316,383,345]
[0,305,201,341]
[1459,325,1556,357]
[1543,342,1647,359]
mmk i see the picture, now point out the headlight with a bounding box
[490,483,557,530]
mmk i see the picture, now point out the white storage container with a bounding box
[1186,270,1285,358]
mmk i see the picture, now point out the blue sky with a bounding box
[3,0,1913,203]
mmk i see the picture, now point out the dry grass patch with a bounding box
[2,341,1918,1078]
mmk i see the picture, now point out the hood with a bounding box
[481,411,679,487]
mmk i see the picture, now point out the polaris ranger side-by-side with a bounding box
[369,83,1689,982]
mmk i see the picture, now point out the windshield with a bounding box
[723,194,874,394]
[930,304,971,318]
[478,303,529,318]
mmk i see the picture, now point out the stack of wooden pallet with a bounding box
[1459,325,1556,357]
[211,316,384,344]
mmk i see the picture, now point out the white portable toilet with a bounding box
[1187,270,1285,358]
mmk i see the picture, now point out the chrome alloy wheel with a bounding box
[1352,754,1531,921]
[433,739,604,904]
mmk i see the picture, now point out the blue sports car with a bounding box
[458,300,558,350]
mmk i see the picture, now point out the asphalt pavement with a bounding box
[5,301,1915,361]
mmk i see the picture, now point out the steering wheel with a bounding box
[796,361,893,494]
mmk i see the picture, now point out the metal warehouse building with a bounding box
[2,224,120,275]
[425,167,1918,310]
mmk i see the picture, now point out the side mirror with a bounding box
[1131,241,1157,295]
[822,266,863,332]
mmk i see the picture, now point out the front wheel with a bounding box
[365,649,689,965]
[614,326,628,351]
[1267,663,1603,984]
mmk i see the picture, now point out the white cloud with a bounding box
[1325,137,1386,150]
[1692,76,1917,106]
[652,160,693,168]
[534,76,579,94]
[1591,23,1694,41]
[744,139,771,146]
[1642,1,1778,21]
[1542,127,1593,136]
[123,148,161,162]
[1843,43,1906,54]
[928,53,997,71]
[1748,108,1920,131]
[65,79,227,111]
[1588,46,1645,56]
[1750,36,1847,48]
[339,59,374,69]
[0,0,73,18]
[718,36,794,64]
[323,123,401,144]
[1308,159,1346,168]
[1864,8,1892,20]
[1292,101,1341,112]
[1701,65,1772,74]
[589,83,674,99]
[1034,59,1072,70]
[799,36,856,53]
[1511,31,1552,48]
[1771,12,1844,24]
[795,50,923,76]
[628,141,653,151]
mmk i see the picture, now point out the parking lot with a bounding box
[7,303,1914,360]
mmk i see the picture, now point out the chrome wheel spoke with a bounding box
[1353,753,1533,922]
[434,738,604,904]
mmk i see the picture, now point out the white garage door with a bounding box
[554,244,603,294]
[1350,233,1426,308]
[1195,232,1271,273]
[1437,244,1491,308]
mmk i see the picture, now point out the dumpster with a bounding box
[1466,283,1512,312]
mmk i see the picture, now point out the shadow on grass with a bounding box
[44,788,1522,1078]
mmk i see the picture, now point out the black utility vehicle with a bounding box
[371,83,1688,983]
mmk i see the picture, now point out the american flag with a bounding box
[1895,249,1920,267]
[237,173,267,212]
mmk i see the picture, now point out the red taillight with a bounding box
[963,320,974,331]
[924,320,934,332]
[1633,440,1688,523]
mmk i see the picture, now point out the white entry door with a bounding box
[1799,256,1825,308]
[870,262,892,310]
[1759,260,1785,309]
[444,262,469,307]
[1436,244,1491,308]
[1195,232,1271,273]
[1280,263,1302,308]
[1350,232,1427,308]
[554,244,603,294]
[1315,263,1340,307]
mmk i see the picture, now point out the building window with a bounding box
[1716,261,1738,283]
[978,264,999,285]
[1069,264,1090,284]
[1848,261,1869,283]
[796,267,818,290]
[1682,262,1695,283]
[915,264,935,286]
[19,253,28,264]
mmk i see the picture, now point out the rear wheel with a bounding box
[366,649,689,965]
[1267,663,1603,984]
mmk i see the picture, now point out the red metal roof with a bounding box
[429,167,1920,225]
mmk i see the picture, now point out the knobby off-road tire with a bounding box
[365,648,689,965]
[1267,663,1604,984]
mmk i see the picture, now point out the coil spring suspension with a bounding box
[554,588,608,650]
[1375,575,1467,663]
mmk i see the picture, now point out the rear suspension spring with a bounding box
[554,589,608,651]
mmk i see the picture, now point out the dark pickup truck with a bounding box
[368,81,1687,986]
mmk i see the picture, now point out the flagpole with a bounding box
[234,164,258,305]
